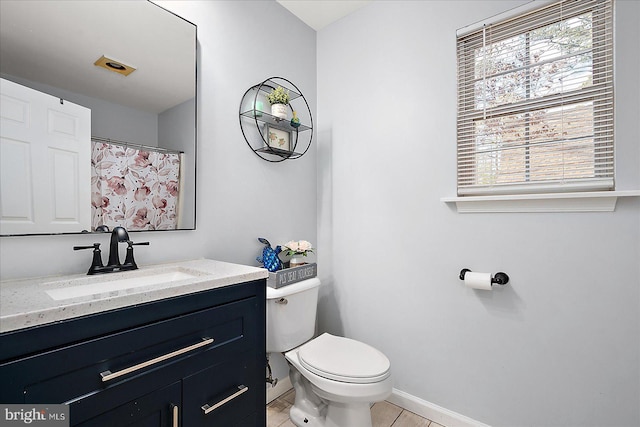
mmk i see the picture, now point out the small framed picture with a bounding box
[265,124,291,152]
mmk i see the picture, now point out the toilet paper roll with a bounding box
[464,272,492,290]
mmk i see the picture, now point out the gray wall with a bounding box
[159,98,197,229]
[316,1,639,427]
[0,0,317,281]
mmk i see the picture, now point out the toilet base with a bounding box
[290,402,373,427]
[325,401,373,427]
[290,405,326,427]
[288,364,375,427]
[289,368,327,427]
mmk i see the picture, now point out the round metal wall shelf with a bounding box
[239,77,313,162]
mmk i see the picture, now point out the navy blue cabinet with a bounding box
[75,382,182,427]
[0,279,267,427]
[182,351,256,426]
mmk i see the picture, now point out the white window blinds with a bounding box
[456,0,614,196]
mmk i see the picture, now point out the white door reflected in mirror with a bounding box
[1,78,91,234]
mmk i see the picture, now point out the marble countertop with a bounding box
[0,259,269,333]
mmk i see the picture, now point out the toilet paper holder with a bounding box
[459,269,509,286]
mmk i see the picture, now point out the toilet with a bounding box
[267,278,392,427]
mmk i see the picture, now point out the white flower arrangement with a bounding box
[283,240,314,257]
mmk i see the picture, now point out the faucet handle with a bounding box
[74,243,104,275]
[122,240,150,270]
[73,243,101,251]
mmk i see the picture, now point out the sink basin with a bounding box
[45,267,208,301]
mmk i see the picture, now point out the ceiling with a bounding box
[276,0,373,31]
[0,1,195,114]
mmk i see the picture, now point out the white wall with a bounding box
[316,1,639,427]
[0,0,317,282]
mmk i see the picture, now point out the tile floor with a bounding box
[267,389,445,427]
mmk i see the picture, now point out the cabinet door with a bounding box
[73,381,181,427]
[182,351,257,427]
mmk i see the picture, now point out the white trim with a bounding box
[266,375,293,404]
[441,190,640,213]
[457,179,614,197]
[388,388,491,427]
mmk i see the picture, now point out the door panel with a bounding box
[0,78,91,234]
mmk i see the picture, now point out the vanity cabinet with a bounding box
[0,279,266,427]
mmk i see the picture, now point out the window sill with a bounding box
[441,191,640,213]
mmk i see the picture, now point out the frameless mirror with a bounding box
[0,0,196,236]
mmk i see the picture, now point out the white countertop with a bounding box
[0,259,269,333]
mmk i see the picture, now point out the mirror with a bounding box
[0,0,196,235]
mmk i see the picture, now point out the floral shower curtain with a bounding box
[91,141,181,231]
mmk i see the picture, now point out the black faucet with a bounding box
[74,226,149,275]
[107,226,130,268]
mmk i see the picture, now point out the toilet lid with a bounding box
[298,333,391,384]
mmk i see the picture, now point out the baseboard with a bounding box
[265,379,489,426]
[387,388,491,427]
[266,376,293,404]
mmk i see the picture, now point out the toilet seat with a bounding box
[298,333,391,384]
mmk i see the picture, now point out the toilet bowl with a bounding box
[266,278,392,427]
[285,333,392,427]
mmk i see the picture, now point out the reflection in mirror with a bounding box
[0,1,196,236]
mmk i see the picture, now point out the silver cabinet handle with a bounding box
[201,385,248,415]
[100,337,214,382]
[171,404,179,427]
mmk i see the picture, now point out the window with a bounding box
[456,0,613,196]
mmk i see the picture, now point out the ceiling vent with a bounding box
[94,55,136,76]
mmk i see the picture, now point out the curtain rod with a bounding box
[91,136,184,155]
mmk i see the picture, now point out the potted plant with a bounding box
[283,240,314,268]
[267,86,290,120]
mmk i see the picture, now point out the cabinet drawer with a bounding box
[0,297,257,405]
[182,351,258,427]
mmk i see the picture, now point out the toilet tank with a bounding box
[266,277,321,353]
